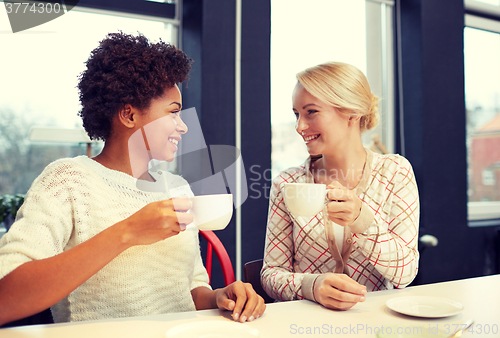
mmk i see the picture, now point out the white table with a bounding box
[1,275,499,337]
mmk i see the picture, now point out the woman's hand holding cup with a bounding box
[118,196,194,246]
[325,181,362,227]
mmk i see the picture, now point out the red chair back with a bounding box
[199,230,235,286]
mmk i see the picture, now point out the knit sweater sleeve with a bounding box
[261,174,318,302]
[166,172,211,291]
[351,155,420,288]
[0,160,78,280]
[191,230,211,291]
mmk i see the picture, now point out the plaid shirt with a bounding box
[261,149,420,301]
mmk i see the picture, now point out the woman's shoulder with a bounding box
[368,151,416,188]
[370,151,413,172]
[38,156,92,180]
[24,156,94,195]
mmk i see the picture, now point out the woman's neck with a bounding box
[311,142,367,189]
[93,138,151,180]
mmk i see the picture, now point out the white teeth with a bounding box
[169,138,178,145]
[304,134,319,142]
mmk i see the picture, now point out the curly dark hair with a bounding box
[77,32,192,141]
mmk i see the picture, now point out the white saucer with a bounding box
[165,320,260,338]
[386,296,463,318]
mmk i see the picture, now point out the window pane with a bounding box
[0,8,176,198]
[464,26,500,220]
[471,0,500,6]
[270,0,393,178]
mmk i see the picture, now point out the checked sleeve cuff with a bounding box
[302,274,322,302]
[349,202,374,234]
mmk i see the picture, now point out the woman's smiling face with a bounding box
[139,85,187,162]
[292,82,350,157]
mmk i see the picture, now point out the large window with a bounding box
[0,3,179,233]
[464,1,500,222]
[270,0,395,178]
[0,5,177,194]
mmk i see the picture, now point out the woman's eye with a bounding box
[308,110,318,115]
[172,111,180,117]
[294,112,299,119]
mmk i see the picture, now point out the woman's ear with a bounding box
[117,104,136,129]
[348,114,361,126]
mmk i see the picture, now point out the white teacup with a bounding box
[282,183,327,217]
[189,194,233,231]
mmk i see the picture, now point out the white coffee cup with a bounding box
[189,194,233,231]
[282,183,327,217]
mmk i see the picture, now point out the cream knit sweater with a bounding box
[0,156,210,322]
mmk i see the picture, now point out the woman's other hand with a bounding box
[313,273,366,310]
[215,281,266,322]
[326,181,362,226]
[118,196,193,246]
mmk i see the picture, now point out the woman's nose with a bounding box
[176,116,188,134]
[296,116,308,135]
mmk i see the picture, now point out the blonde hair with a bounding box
[296,62,379,132]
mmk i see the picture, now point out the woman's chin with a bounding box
[150,152,175,163]
[307,148,321,157]
[161,155,175,163]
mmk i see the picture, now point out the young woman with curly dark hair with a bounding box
[0,32,265,325]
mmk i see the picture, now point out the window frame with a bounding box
[269,0,396,178]
[74,0,176,21]
[366,0,396,154]
[465,0,500,20]
[463,9,500,225]
[0,1,182,235]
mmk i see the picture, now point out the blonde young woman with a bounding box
[261,62,419,310]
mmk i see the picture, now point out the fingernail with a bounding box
[233,313,239,321]
[180,224,186,230]
[360,296,366,302]
[248,316,255,322]
[240,316,247,323]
